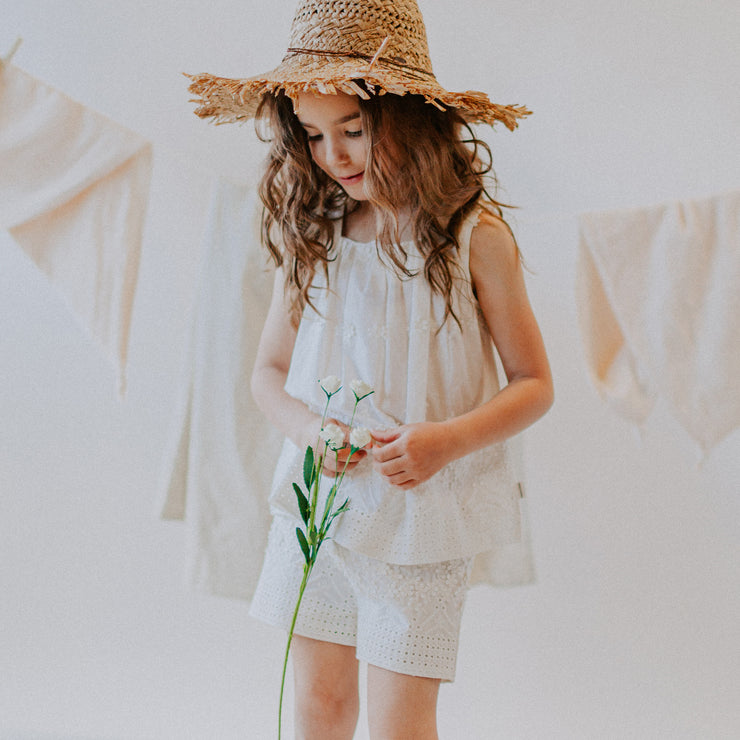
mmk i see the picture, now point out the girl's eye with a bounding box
[306,133,322,142]
[345,130,363,138]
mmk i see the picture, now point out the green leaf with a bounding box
[296,527,311,565]
[327,507,348,529]
[293,483,309,525]
[303,446,314,490]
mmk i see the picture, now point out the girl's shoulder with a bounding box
[467,207,521,288]
[469,207,518,261]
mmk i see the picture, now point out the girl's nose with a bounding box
[325,137,349,167]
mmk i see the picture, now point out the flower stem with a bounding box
[279,383,372,738]
[278,561,313,740]
[332,397,361,490]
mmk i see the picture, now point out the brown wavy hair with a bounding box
[255,86,511,325]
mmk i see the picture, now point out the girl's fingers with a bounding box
[372,448,414,485]
[338,448,366,463]
[370,427,407,464]
[371,428,400,444]
[374,455,404,476]
[371,442,402,464]
[384,471,416,488]
[320,447,366,475]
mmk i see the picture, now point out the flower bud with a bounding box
[319,423,345,451]
[350,379,373,400]
[318,375,342,395]
[349,427,372,449]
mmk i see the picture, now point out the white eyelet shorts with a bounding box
[249,513,472,681]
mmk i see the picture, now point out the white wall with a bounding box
[2,1,739,738]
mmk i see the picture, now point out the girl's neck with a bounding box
[342,201,413,243]
[342,201,378,242]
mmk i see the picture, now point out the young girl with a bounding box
[189,1,553,737]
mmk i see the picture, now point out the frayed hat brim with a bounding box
[187,55,530,130]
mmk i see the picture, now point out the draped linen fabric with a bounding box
[0,63,152,389]
[157,179,280,599]
[577,191,740,453]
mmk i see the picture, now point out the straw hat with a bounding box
[187,0,530,130]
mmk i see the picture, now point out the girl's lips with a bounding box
[337,171,364,185]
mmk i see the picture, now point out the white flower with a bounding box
[350,378,373,400]
[349,426,372,450]
[319,375,342,395]
[319,423,345,451]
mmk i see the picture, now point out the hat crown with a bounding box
[188,0,530,130]
[287,0,434,73]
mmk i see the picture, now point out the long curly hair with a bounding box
[255,86,511,325]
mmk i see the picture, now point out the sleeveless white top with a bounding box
[269,204,522,565]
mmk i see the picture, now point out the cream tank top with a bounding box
[269,204,522,565]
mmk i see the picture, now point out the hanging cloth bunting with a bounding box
[577,190,740,454]
[0,61,152,391]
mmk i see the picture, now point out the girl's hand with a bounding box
[370,423,453,489]
[308,417,368,476]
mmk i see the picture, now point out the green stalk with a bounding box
[278,560,313,740]
[277,385,372,738]
[307,450,322,541]
[332,397,361,492]
[278,389,333,738]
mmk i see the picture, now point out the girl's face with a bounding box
[294,92,369,201]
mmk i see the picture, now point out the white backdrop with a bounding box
[2,1,739,738]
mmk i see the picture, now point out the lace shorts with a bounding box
[249,514,472,681]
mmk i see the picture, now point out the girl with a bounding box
[189,1,553,737]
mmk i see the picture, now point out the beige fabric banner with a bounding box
[577,190,740,454]
[0,63,152,390]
